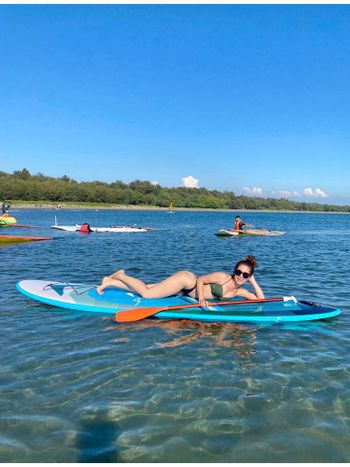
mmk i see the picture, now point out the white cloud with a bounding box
[182,175,199,188]
[151,180,159,186]
[240,186,329,200]
[303,187,314,196]
[315,188,327,198]
[243,186,263,195]
[278,190,301,198]
[303,187,328,198]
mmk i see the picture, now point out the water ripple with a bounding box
[1,210,350,461]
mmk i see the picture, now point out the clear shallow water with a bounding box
[1,209,350,462]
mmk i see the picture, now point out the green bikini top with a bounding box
[210,278,232,299]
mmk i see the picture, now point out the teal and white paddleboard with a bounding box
[16,280,341,324]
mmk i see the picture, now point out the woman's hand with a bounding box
[248,274,256,283]
[199,299,209,308]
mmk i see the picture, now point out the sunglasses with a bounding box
[234,268,250,279]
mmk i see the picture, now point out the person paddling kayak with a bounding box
[233,215,253,231]
[97,255,265,308]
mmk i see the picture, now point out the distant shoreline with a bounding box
[10,201,350,215]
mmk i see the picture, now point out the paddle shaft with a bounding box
[115,296,285,323]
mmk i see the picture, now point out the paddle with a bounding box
[115,296,294,323]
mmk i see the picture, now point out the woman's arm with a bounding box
[248,274,265,299]
[235,275,265,300]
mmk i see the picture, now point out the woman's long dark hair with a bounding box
[233,255,257,276]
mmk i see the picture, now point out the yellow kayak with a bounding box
[238,229,286,236]
[0,235,52,244]
[0,215,17,225]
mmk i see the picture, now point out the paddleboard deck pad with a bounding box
[16,280,341,323]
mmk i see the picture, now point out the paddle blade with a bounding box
[115,306,165,322]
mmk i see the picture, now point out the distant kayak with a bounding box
[16,280,341,324]
[237,229,286,236]
[216,229,285,237]
[0,224,39,229]
[215,229,239,237]
[0,235,53,244]
[51,224,149,233]
[0,215,17,225]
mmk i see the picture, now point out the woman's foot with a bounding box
[97,276,114,295]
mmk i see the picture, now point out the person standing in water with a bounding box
[97,255,264,308]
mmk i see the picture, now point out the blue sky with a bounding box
[1,4,350,204]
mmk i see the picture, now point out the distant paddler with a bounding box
[234,215,252,231]
[0,201,17,225]
[167,200,174,213]
[232,215,286,236]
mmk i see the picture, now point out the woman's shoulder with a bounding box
[215,271,232,282]
[199,271,230,281]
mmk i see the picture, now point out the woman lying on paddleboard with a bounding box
[97,255,265,308]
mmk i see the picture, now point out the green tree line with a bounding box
[1,168,349,212]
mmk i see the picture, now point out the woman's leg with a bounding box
[97,272,156,295]
[96,276,131,294]
[98,269,196,298]
[120,270,197,298]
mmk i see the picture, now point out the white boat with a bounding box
[51,217,149,233]
[51,224,78,232]
[51,224,149,233]
[90,225,148,233]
